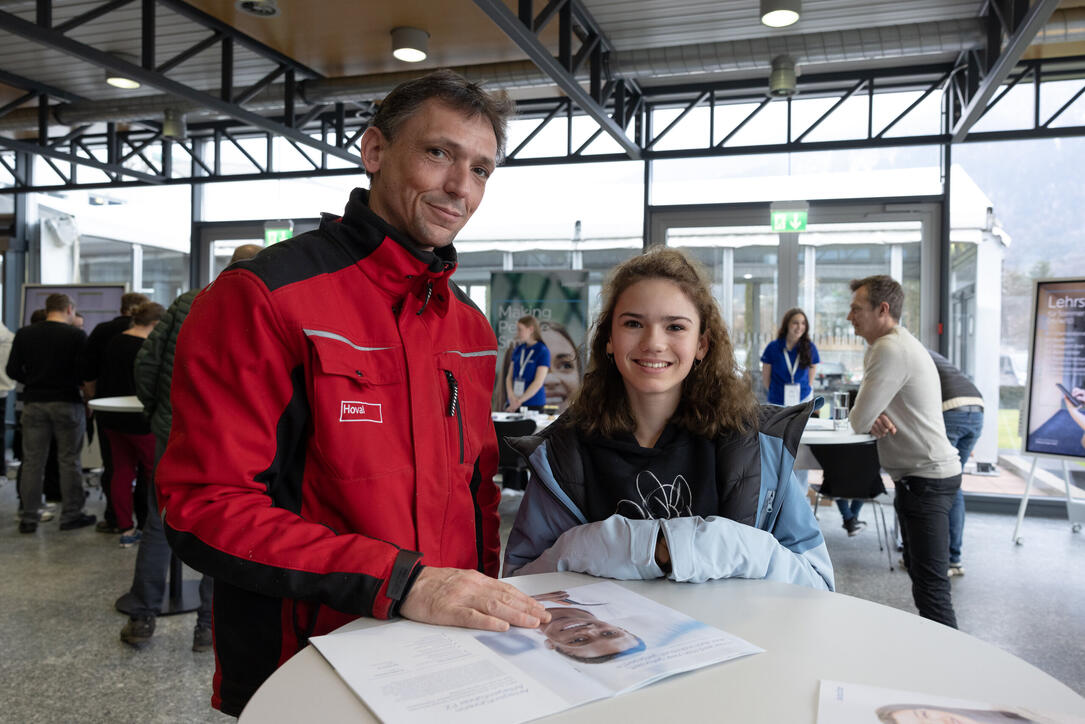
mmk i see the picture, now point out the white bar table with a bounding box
[86,395,144,413]
[240,572,1085,723]
[87,395,200,616]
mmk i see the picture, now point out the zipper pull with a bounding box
[417,281,434,315]
[764,490,775,517]
[444,370,459,417]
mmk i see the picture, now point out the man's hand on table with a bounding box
[399,567,551,632]
[869,413,897,438]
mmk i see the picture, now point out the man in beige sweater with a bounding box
[847,275,961,628]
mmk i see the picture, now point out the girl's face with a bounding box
[541,326,580,412]
[516,322,533,343]
[606,279,707,410]
[787,313,807,342]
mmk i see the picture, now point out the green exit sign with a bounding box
[264,225,293,245]
[771,210,807,231]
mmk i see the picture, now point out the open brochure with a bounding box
[816,680,1085,724]
[310,581,762,724]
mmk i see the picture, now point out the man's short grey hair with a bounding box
[368,69,514,176]
[850,274,904,321]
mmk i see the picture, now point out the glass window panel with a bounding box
[651,146,941,206]
[796,221,922,386]
[141,245,189,305]
[79,237,132,285]
[666,227,778,370]
[512,250,570,269]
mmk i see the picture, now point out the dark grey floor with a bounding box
[2,480,1082,724]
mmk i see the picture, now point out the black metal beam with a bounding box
[0,9,363,166]
[156,0,323,79]
[0,68,85,103]
[472,0,641,159]
[0,134,162,182]
[951,0,1061,141]
[156,31,221,74]
[56,0,135,34]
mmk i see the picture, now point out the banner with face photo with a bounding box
[490,271,589,412]
[1023,278,1085,459]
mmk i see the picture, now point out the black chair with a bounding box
[493,418,536,490]
[808,441,895,570]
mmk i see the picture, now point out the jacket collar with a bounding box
[322,187,458,313]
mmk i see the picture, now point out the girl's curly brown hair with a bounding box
[565,246,758,439]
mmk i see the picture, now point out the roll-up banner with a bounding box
[1023,278,1085,460]
[490,271,589,413]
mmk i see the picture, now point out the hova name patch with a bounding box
[339,401,382,423]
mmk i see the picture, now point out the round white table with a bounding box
[239,572,1084,723]
[800,427,875,445]
[86,395,143,412]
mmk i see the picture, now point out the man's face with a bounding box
[362,99,497,251]
[847,285,883,343]
[539,608,640,660]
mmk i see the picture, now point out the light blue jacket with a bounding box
[503,401,835,591]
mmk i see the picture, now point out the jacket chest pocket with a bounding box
[307,332,410,478]
[436,349,498,468]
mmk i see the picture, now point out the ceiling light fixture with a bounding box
[236,0,279,18]
[760,0,801,28]
[163,108,187,140]
[391,27,429,63]
[104,52,141,90]
[768,55,798,97]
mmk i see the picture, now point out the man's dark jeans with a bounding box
[127,439,212,626]
[895,473,961,628]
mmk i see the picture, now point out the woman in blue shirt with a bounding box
[505,315,551,411]
[760,307,819,406]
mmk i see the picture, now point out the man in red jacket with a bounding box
[155,70,548,716]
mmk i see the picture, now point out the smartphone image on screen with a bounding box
[1055,383,1084,408]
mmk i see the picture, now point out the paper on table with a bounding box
[804,417,836,431]
[816,680,1085,724]
[311,581,762,724]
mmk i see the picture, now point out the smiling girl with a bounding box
[503,248,834,589]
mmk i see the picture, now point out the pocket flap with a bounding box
[308,332,403,385]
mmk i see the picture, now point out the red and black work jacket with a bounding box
[155,188,501,716]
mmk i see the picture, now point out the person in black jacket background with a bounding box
[7,294,95,533]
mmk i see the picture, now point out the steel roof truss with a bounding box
[875,71,950,139]
[233,65,286,106]
[220,129,264,173]
[647,91,709,150]
[156,31,221,74]
[951,0,1061,141]
[794,78,867,143]
[1042,81,1085,128]
[506,99,570,160]
[0,6,361,167]
[0,134,161,183]
[474,0,642,159]
[716,97,772,148]
[0,92,39,121]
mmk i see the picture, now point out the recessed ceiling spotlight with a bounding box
[104,52,141,90]
[236,0,280,18]
[760,0,800,28]
[391,27,429,63]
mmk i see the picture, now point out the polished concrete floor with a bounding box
[2,477,1082,723]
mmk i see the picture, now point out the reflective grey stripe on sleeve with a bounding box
[302,328,394,352]
[442,349,498,358]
